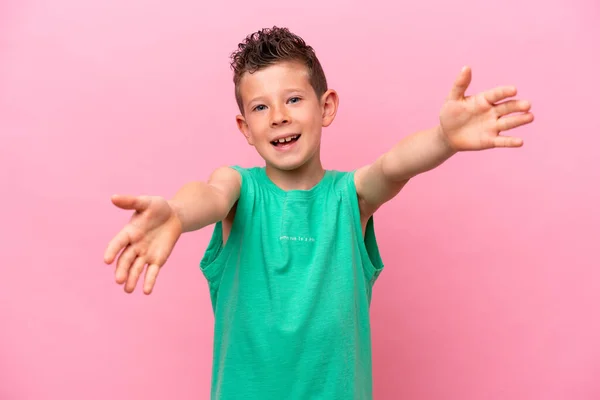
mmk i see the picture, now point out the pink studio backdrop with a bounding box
[1,1,598,399]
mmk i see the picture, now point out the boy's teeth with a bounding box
[275,135,298,144]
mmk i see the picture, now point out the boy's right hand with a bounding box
[103,195,183,295]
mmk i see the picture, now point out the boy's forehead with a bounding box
[239,62,311,99]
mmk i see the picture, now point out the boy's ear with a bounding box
[236,114,254,146]
[321,89,339,128]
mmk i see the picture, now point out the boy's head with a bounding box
[231,27,339,172]
[231,27,328,115]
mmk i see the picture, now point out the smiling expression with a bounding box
[236,61,338,172]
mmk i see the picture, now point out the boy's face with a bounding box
[236,61,338,172]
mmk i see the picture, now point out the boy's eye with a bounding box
[253,105,266,112]
[288,97,301,104]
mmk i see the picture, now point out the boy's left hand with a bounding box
[439,66,534,151]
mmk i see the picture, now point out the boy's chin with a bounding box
[258,145,319,172]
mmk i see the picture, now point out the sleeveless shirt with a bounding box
[200,166,384,399]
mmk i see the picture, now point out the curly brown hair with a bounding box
[230,26,328,114]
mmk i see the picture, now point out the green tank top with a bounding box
[200,166,384,400]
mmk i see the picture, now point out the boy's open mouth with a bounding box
[271,134,301,147]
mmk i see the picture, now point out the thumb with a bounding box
[447,66,472,101]
[111,194,151,212]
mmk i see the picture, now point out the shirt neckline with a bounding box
[256,166,331,198]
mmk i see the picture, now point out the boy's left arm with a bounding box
[355,66,534,218]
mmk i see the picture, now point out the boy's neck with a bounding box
[265,157,325,191]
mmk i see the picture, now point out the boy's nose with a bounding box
[270,108,291,127]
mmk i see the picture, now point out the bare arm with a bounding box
[169,166,242,232]
[355,126,454,216]
[103,166,241,294]
[355,66,534,218]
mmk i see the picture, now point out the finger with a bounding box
[497,112,534,132]
[483,85,517,104]
[111,195,151,212]
[143,264,161,295]
[492,135,524,148]
[104,229,131,264]
[494,100,531,117]
[115,245,137,284]
[447,66,472,101]
[125,256,147,293]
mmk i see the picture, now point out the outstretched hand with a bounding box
[103,194,182,295]
[439,66,534,151]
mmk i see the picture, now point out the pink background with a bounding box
[1,0,598,399]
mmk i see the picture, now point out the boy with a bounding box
[103,27,533,399]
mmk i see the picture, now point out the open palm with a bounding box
[439,66,534,151]
[103,195,182,294]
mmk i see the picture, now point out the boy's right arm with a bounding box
[103,166,241,295]
[169,166,241,233]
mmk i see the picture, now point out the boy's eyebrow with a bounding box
[284,88,306,94]
[247,89,308,105]
[247,96,267,106]
[284,88,308,97]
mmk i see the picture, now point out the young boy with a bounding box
[103,27,533,399]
